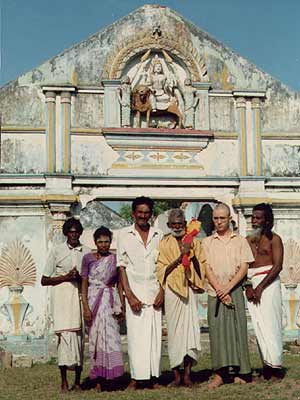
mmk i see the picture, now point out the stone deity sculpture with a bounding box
[117,76,131,127]
[131,52,181,111]
[130,50,184,128]
[144,56,177,112]
[183,78,199,129]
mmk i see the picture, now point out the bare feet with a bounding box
[95,383,102,392]
[61,383,69,393]
[168,380,181,387]
[69,384,81,391]
[169,368,181,387]
[234,376,247,384]
[208,374,224,390]
[151,377,162,390]
[126,379,137,391]
[183,376,193,387]
[152,383,162,389]
[270,374,284,382]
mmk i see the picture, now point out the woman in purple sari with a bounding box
[81,226,124,391]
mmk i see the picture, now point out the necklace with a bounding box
[254,238,261,251]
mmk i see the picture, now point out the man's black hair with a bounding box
[132,196,154,212]
[62,218,83,236]
[253,203,274,240]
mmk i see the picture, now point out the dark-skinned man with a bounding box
[246,203,284,380]
[117,196,164,390]
[41,218,90,392]
[157,209,206,387]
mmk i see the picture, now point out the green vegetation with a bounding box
[1,354,300,400]
[119,200,181,223]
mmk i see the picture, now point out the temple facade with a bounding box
[0,4,300,353]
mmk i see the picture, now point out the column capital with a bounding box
[49,208,69,244]
[251,97,261,109]
[193,82,212,91]
[61,91,72,104]
[102,79,122,87]
[45,91,56,103]
[236,96,246,108]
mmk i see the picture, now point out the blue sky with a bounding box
[1,0,300,90]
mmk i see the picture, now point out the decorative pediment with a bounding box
[102,27,211,131]
[102,27,208,82]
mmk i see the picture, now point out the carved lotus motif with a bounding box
[281,239,300,284]
[0,240,36,287]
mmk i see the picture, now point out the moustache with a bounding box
[170,228,186,238]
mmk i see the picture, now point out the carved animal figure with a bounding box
[131,85,183,128]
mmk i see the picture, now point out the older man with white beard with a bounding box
[246,203,284,380]
[157,209,206,387]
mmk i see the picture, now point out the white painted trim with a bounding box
[42,86,76,92]
[209,91,233,97]
[73,177,239,187]
[233,90,266,97]
[77,89,104,94]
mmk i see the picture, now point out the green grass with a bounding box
[1,354,300,400]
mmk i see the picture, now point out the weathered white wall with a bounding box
[0,215,48,338]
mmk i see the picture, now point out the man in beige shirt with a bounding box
[202,203,254,389]
[41,218,90,392]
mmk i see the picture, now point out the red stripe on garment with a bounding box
[253,269,272,278]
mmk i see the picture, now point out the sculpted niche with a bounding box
[130,50,184,128]
[104,27,208,129]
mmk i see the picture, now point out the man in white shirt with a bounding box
[117,196,164,390]
[41,218,90,392]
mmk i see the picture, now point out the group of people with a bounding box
[41,196,284,392]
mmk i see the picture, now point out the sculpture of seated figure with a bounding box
[130,51,183,128]
[145,57,176,112]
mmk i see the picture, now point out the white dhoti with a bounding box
[52,282,82,332]
[165,286,201,368]
[126,300,162,380]
[52,282,84,368]
[57,331,83,367]
[247,266,283,368]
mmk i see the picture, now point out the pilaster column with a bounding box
[51,210,67,244]
[251,97,262,176]
[236,97,247,176]
[45,91,56,173]
[61,91,71,173]
[45,174,75,243]
[102,80,121,128]
[193,82,211,130]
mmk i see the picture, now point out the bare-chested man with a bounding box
[246,203,284,380]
